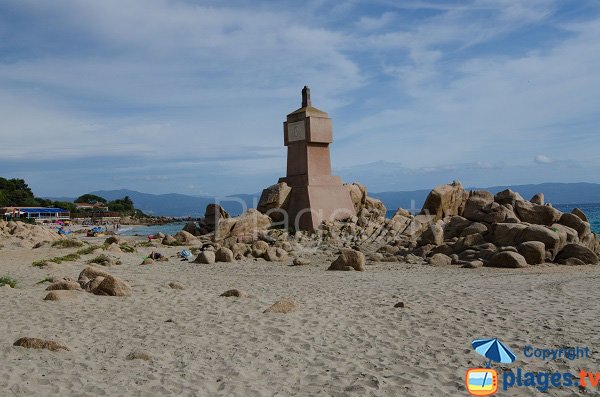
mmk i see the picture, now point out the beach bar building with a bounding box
[1,207,71,222]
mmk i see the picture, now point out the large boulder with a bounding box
[489,223,528,246]
[494,189,525,206]
[194,251,216,264]
[520,225,563,257]
[555,244,598,265]
[486,251,528,268]
[91,275,132,297]
[345,183,367,214]
[215,247,234,262]
[420,181,469,221]
[558,213,590,239]
[443,216,472,240]
[419,223,444,246]
[257,182,292,222]
[530,193,544,205]
[428,253,452,266]
[220,209,272,241]
[204,204,230,231]
[174,230,200,245]
[517,241,545,265]
[264,247,288,262]
[571,208,588,222]
[328,249,366,271]
[514,201,562,226]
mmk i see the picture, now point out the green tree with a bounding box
[74,194,107,204]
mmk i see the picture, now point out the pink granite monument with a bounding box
[278,86,356,230]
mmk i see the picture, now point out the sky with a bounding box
[1,0,600,197]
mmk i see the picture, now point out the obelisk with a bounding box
[278,86,355,230]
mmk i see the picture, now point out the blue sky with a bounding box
[1,0,600,197]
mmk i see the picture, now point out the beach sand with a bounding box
[1,236,599,396]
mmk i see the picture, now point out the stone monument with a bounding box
[278,86,356,230]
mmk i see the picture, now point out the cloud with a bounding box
[1,0,599,196]
[534,155,553,164]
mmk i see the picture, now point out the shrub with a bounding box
[87,254,110,264]
[76,245,101,255]
[52,239,84,249]
[119,244,135,253]
[0,276,17,288]
[32,253,81,267]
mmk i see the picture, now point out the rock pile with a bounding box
[402,182,600,267]
[0,220,61,248]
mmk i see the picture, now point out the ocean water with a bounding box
[117,222,188,237]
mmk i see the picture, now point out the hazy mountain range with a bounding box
[47,182,600,217]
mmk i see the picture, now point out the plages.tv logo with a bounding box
[466,338,516,396]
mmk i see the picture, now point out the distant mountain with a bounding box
[47,182,600,217]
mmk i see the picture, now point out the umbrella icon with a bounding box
[472,338,517,367]
[470,338,516,394]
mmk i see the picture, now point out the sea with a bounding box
[119,203,600,237]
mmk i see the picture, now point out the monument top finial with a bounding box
[302,85,311,107]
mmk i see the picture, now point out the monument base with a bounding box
[278,175,355,231]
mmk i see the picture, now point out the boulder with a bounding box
[420,181,469,221]
[555,244,598,265]
[292,257,311,266]
[558,213,590,238]
[215,247,235,262]
[87,276,105,292]
[264,247,288,262]
[182,222,199,236]
[44,290,81,301]
[345,183,367,214]
[168,282,185,290]
[571,208,589,222]
[220,289,249,298]
[428,253,452,266]
[514,201,562,226]
[224,209,271,241]
[251,240,269,258]
[78,266,110,281]
[560,258,587,266]
[530,193,544,205]
[486,251,528,268]
[257,182,292,222]
[194,251,216,264]
[419,223,444,246]
[520,225,563,258]
[204,204,230,230]
[162,235,178,245]
[328,249,366,271]
[174,230,199,245]
[91,275,133,297]
[517,241,545,265]
[460,222,488,237]
[46,279,82,291]
[443,216,472,240]
[263,298,296,314]
[364,196,387,218]
[13,337,70,352]
[494,189,525,205]
[489,223,528,246]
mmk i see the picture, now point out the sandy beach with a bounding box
[1,232,599,397]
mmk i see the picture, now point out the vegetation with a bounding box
[119,243,135,253]
[1,176,145,218]
[0,276,17,288]
[32,253,81,267]
[52,239,84,248]
[0,177,76,211]
[76,245,102,255]
[74,194,107,204]
[87,254,111,265]
[36,277,54,285]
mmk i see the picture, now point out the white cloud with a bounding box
[534,155,553,164]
